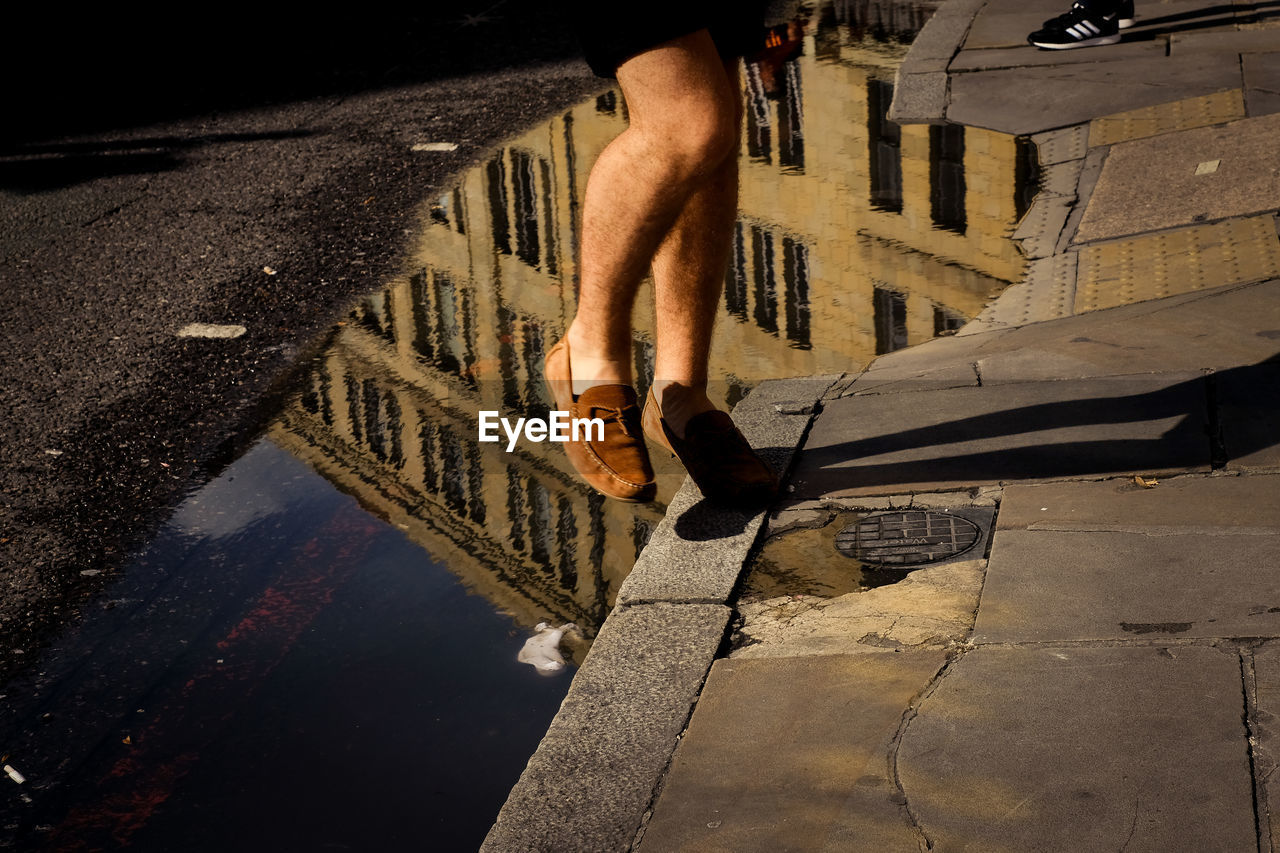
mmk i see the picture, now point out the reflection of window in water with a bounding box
[833,0,935,42]
[300,363,335,427]
[521,319,549,418]
[751,225,779,334]
[411,268,477,387]
[511,149,542,269]
[867,79,903,213]
[873,285,909,354]
[743,57,804,172]
[586,493,606,575]
[529,480,553,569]
[505,466,526,553]
[430,189,467,235]
[930,124,967,234]
[496,307,550,416]
[342,376,405,468]
[345,376,364,445]
[725,222,749,321]
[467,443,486,525]
[725,221,812,346]
[1014,136,1041,221]
[744,63,773,164]
[556,497,578,592]
[486,148,559,275]
[782,236,811,349]
[354,289,396,344]
[486,155,511,256]
[933,304,966,337]
[421,420,440,495]
[777,60,804,172]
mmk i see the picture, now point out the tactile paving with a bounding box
[1089,90,1247,146]
[1031,125,1090,166]
[961,253,1079,333]
[1075,216,1280,313]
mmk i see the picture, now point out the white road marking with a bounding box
[177,323,247,339]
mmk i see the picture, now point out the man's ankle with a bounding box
[652,380,716,440]
[565,325,631,395]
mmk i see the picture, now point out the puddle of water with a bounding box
[1,2,1039,848]
[743,504,996,601]
[0,441,573,850]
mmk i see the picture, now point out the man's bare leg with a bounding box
[565,31,741,395]
[650,58,742,437]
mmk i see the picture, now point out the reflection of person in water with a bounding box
[545,2,778,507]
[1028,0,1136,49]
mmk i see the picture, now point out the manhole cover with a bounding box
[835,511,981,567]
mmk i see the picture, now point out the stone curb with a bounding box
[888,0,986,123]
[481,376,837,852]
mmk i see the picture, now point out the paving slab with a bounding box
[997,474,1280,532]
[897,645,1257,852]
[1076,113,1280,242]
[947,56,1243,135]
[1218,359,1280,471]
[840,360,979,396]
[964,279,1280,383]
[1169,27,1280,52]
[951,41,1167,71]
[790,373,1210,500]
[1253,642,1280,850]
[1244,51,1280,115]
[482,603,730,853]
[974,527,1280,642]
[963,0,1071,49]
[637,652,946,853]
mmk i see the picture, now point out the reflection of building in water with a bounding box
[269,0,1031,633]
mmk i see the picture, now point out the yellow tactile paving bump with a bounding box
[1089,90,1247,147]
[1074,216,1280,314]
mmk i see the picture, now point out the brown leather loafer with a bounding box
[641,389,778,508]
[544,337,656,503]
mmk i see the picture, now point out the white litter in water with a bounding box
[411,142,459,152]
[517,622,579,675]
[177,323,247,339]
[5,765,26,785]
[1194,159,1221,176]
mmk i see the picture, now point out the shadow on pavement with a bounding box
[798,356,1280,493]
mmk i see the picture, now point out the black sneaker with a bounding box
[1028,4,1121,49]
[1041,0,1134,30]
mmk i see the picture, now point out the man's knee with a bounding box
[654,101,740,181]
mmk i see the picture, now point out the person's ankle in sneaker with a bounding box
[1039,0,1134,31]
[1028,1,1122,49]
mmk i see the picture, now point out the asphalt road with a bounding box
[0,5,603,685]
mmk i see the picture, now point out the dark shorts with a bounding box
[570,1,767,78]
